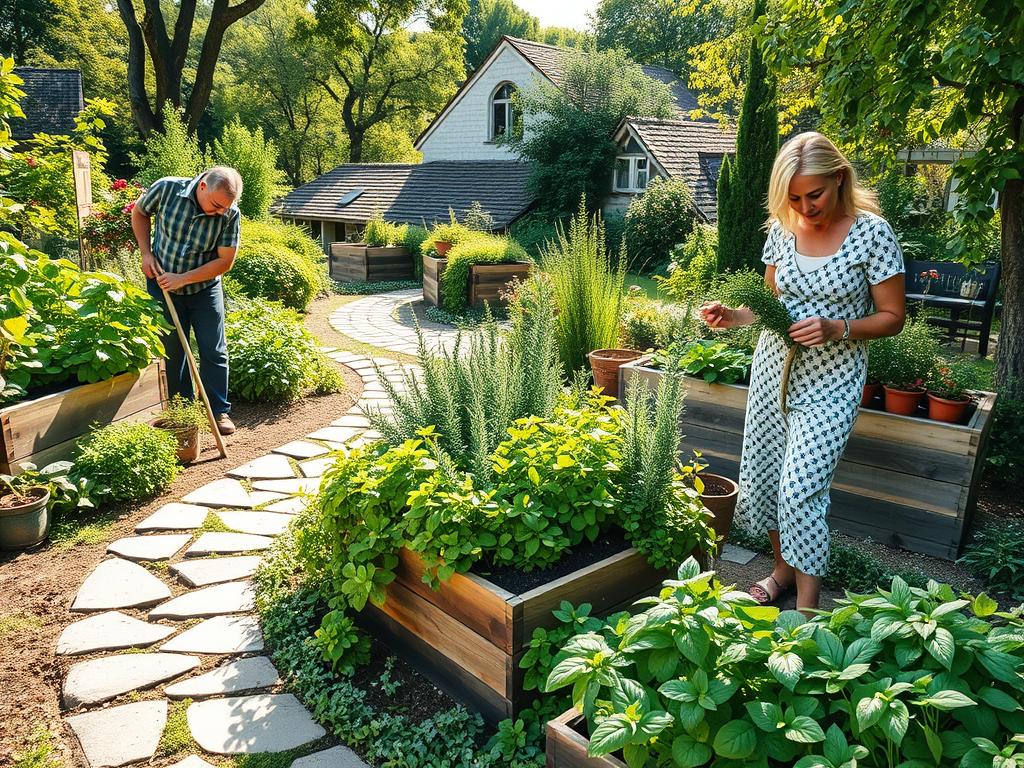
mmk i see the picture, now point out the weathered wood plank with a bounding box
[546,710,626,768]
[469,263,531,307]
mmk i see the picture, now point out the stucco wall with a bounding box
[419,45,546,162]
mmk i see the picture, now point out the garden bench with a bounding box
[905,259,1000,357]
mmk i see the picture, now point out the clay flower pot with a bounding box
[434,240,453,257]
[0,486,51,550]
[698,473,738,551]
[861,382,882,408]
[153,420,202,463]
[927,393,970,424]
[883,386,925,416]
[587,349,643,401]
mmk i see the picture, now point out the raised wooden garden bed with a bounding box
[547,709,626,768]
[422,257,532,309]
[361,545,672,723]
[620,356,998,560]
[329,243,414,283]
[0,360,167,474]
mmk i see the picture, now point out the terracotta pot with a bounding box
[434,240,453,257]
[861,382,882,408]
[927,393,970,424]
[0,486,51,550]
[153,420,202,463]
[698,473,738,552]
[883,386,925,416]
[587,349,643,401]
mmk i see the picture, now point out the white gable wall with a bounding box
[419,44,546,162]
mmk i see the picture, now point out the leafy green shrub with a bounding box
[133,106,207,187]
[155,393,209,431]
[441,235,531,313]
[230,242,319,311]
[363,217,408,247]
[868,315,942,389]
[427,219,480,253]
[959,521,1024,599]
[463,201,495,232]
[549,560,1023,767]
[619,294,695,351]
[987,392,1024,484]
[651,339,753,384]
[542,200,626,375]
[658,223,719,302]
[226,299,343,401]
[211,118,286,219]
[509,212,559,257]
[623,177,697,274]
[74,422,180,501]
[241,218,330,296]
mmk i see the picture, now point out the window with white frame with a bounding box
[491,82,517,139]
[613,136,650,193]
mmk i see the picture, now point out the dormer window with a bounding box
[614,136,649,193]
[491,83,517,139]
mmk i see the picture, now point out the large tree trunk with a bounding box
[115,0,159,135]
[997,176,1024,399]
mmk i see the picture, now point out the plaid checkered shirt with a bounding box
[137,175,241,295]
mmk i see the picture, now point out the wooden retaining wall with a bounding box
[546,709,626,768]
[620,358,997,560]
[0,361,167,474]
[422,254,446,307]
[468,262,532,307]
[329,243,414,283]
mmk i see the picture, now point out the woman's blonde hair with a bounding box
[766,132,879,232]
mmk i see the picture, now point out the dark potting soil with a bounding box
[351,636,462,723]
[471,527,631,595]
[0,487,47,511]
[699,475,733,496]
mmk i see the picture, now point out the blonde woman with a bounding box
[701,132,906,611]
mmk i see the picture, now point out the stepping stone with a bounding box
[136,503,209,532]
[330,414,371,428]
[273,441,329,459]
[299,457,337,478]
[182,478,252,508]
[263,497,310,515]
[165,656,281,699]
[320,441,348,452]
[167,757,215,768]
[228,454,296,480]
[63,652,200,708]
[171,556,262,587]
[161,615,264,654]
[250,477,321,495]
[71,559,172,613]
[249,490,289,506]
[305,426,363,443]
[106,534,191,562]
[186,533,272,556]
[720,544,758,565]
[149,581,255,619]
[216,511,293,536]
[188,694,325,754]
[65,700,166,768]
[57,611,175,656]
[291,746,367,768]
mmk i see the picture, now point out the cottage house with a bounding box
[273,37,736,252]
[11,68,84,143]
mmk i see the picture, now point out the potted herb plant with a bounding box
[0,461,89,549]
[429,221,469,257]
[926,356,982,423]
[681,455,739,552]
[873,316,940,416]
[152,394,209,463]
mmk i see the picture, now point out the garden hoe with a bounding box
[155,264,228,460]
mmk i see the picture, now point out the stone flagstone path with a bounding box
[329,288,460,356]
[57,352,410,768]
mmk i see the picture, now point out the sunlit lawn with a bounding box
[624,272,662,299]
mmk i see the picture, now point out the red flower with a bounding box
[122,202,135,214]
[112,178,129,191]
[25,157,37,167]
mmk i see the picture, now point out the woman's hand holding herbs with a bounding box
[788,316,844,346]
[700,301,754,329]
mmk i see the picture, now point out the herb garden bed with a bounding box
[329,243,414,283]
[361,543,672,723]
[0,360,167,474]
[546,709,626,768]
[422,253,446,307]
[468,262,532,307]
[620,356,998,559]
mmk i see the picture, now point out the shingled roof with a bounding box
[272,161,534,228]
[12,68,84,140]
[623,118,737,221]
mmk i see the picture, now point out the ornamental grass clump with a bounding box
[717,270,796,411]
[542,198,627,375]
[74,422,180,501]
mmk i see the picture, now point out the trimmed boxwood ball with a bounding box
[230,242,319,311]
[240,218,330,296]
[74,422,180,501]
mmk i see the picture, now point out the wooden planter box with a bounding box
[422,254,446,307]
[547,709,626,768]
[423,258,533,309]
[0,361,168,474]
[361,546,671,723]
[620,357,998,560]
[329,243,414,283]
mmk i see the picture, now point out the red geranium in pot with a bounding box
[926,357,982,424]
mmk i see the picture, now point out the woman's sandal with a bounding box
[749,574,794,606]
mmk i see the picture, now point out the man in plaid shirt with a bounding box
[131,166,243,435]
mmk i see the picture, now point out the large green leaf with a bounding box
[672,734,712,768]
[786,715,825,744]
[712,719,757,760]
[768,651,803,691]
[588,714,634,756]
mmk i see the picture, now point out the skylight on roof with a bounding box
[338,189,364,206]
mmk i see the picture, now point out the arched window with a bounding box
[491,82,517,139]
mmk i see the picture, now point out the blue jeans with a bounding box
[147,279,230,416]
